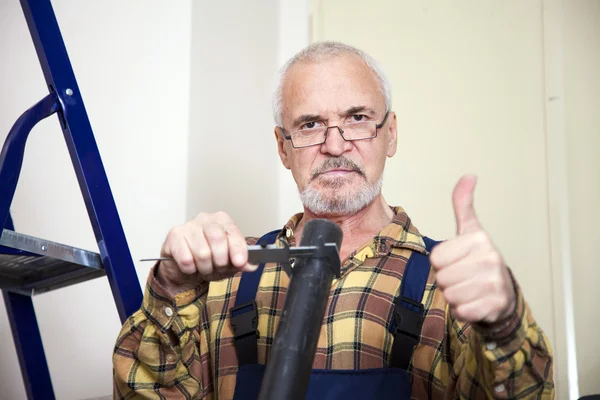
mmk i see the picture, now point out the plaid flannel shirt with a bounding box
[113,207,554,399]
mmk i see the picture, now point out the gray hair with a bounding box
[272,41,393,127]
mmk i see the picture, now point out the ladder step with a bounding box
[0,229,105,295]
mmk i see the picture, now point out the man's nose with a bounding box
[320,127,353,156]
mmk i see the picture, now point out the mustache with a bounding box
[310,157,365,180]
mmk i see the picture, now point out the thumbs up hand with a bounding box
[430,175,516,325]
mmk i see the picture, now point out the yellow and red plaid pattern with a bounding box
[113,207,554,399]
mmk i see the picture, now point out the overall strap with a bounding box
[389,236,441,369]
[230,229,280,366]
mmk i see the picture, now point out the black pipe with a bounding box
[258,219,342,400]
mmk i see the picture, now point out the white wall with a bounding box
[276,0,310,224]
[0,1,191,399]
[186,0,282,235]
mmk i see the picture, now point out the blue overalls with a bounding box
[229,230,439,399]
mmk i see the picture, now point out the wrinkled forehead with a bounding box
[280,54,386,126]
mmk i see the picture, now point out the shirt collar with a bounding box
[279,206,428,261]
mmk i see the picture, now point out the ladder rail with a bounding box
[0,93,61,398]
[0,0,145,398]
[3,290,54,400]
[1,216,54,399]
[0,93,59,231]
[17,0,143,322]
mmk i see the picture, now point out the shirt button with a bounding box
[167,355,175,362]
[486,341,497,351]
[494,384,505,393]
[164,307,173,317]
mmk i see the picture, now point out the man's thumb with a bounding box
[452,175,481,235]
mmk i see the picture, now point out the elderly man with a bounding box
[113,42,553,399]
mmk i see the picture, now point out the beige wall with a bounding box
[311,0,555,363]
[564,1,600,397]
[312,0,600,398]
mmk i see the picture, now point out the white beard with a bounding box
[299,175,383,216]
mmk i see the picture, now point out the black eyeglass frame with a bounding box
[279,111,390,149]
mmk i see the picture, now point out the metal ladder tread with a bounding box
[0,229,104,295]
[1,1,143,397]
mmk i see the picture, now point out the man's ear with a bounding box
[386,112,398,158]
[275,127,291,169]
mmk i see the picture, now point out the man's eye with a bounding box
[351,114,366,122]
[301,121,321,130]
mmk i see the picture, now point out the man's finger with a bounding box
[203,223,229,267]
[452,174,481,235]
[225,224,248,268]
[434,254,481,289]
[186,229,212,275]
[429,232,481,269]
[452,297,496,323]
[169,236,196,275]
[441,275,487,306]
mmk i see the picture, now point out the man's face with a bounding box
[275,53,398,216]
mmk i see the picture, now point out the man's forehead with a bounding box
[281,55,384,124]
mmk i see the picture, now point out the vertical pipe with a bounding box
[258,219,342,400]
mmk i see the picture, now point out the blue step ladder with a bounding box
[0,0,143,398]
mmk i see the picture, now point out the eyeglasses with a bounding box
[279,111,390,149]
